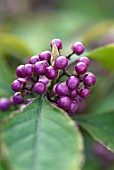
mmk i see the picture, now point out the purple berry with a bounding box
[54,56,68,69]
[69,89,78,98]
[39,51,51,62]
[72,42,85,55]
[83,73,96,87]
[58,96,71,111]
[46,66,58,80]
[50,39,63,49]
[34,61,48,75]
[79,87,90,98]
[0,98,10,111]
[77,57,90,67]
[66,76,80,90]
[33,81,46,94]
[68,100,78,114]
[11,80,23,92]
[13,92,24,104]
[16,65,25,78]
[24,64,33,77]
[39,76,50,85]
[29,55,39,64]
[55,83,69,96]
[75,62,87,74]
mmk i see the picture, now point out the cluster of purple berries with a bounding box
[0,39,96,115]
[54,57,96,114]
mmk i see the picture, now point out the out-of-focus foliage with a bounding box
[1,0,114,170]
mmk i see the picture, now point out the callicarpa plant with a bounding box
[0,39,96,114]
[1,38,114,170]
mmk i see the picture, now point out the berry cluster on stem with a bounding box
[0,39,96,115]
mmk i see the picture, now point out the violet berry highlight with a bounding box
[29,55,39,64]
[54,56,68,69]
[13,92,24,104]
[39,51,51,61]
[55,83,69,96]
[72,42,85,55]
[75,62,87,74]
[50,39,63,49]
[33,81,46,94]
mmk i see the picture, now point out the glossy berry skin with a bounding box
[68,100,78,114]
[0,98,10,111]
[54,56,68,69]
[55,83,69,96]
[11,80,23,92]
[46,66,58,80]
[83,73,96,87]
[66,76,80,90]
[79,87,90,98]
[78,57,90,67]
[29,55,39,64]
[75,62,87,74]
[50,39,63,49]
[39,51,51,62]
[33,81,46,94]
[34,61,48,75]
[58,96,71,111]
[13,92,24,104]
[24,64,33,77]
[69,89,78,98]
[72,42,85,55]
[16,65,25,78]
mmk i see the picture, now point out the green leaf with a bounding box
[1,98,84,170]
[76,112,114,152]
[87,44,114,71]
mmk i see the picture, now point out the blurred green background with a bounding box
[1,0,114,170]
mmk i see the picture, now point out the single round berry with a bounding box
[24,64,33,77]
[68,100,78,114]
[66,76,80,90]
[29,55,39,64]
[34,61,48,75]
[54,56,68,69]
[83,73,96,87]
[55,83,69,96]
[33,81,46,94]
[46,66,58,80]
[69,89,78,98]
[79,87,90,98]
[0,98,10,111]
[13,92,24,104]
[75,62,87,74]
[77,57,90,67]
[58,96,71,111]
[72,42,85,55]
[50,39,63,49]
[16,65,25,78]
[39,51,51,62]
[11,80,23,92]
